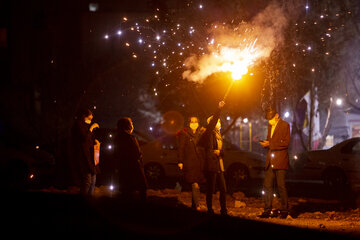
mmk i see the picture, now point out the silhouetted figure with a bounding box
[177,116,206,210]
[114,117,147,201]
[198,101,227,215]
[71,109,100,196]
[259,107,290,219]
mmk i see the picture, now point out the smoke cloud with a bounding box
[182,2,288,83]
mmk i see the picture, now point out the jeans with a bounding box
[80,173,96,196]
[206,172,227,213]
[263,168,288,211]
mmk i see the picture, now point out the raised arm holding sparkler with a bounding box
[197,100,227,215]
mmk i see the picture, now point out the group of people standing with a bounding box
[177,101,291,218]
[71,100,291,219]
[71,110,147,201]
[177,101,228,215]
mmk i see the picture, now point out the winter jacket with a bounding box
[198,109,225,172]
[114,131,148,189]
[177,127,206,183]
[71,119,100,175]
[265,118,290,170]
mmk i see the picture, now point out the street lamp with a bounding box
[336,98,343,106]
[284,111,290,118]
[239,118,251,152]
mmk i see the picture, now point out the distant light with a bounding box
[307,46,312,50]
[109,185,114,191]
[336,98,343,106]
[284,111,290,118]
[93,106,97,109]
[104,34,109,39]
[320,15,324,19]
[293,155,298,160]
[35,145,40,150]
[29,173,35,180]
[138,38,143,44]
[226,116,231,121]
[261,190,265,195]
[199,4,203,9]
[117,30,122,35]
[108,145,112,150]
[149,127,153,131]
[305,5,309,10]
[273,194,277,197]
[243,118,248,123]
[109,134,112,138]
[156,35,161,40]
[89,3,99,12]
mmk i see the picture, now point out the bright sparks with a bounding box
[183,38,262,83]
[218,39,258,80]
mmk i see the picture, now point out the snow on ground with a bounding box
[146,188,360,237]
[40,185,360,238]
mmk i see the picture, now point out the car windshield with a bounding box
[340,139,360,154]
[160,135,177,150]
[352,141,360,154]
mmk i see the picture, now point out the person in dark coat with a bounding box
[259,107,291,219]
[198,101,227,215]
[71,109,100,196]
[177,116,206,210]
[114,117,148,202]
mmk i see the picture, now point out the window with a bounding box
[352,141,360,154]
[341,140,360,154]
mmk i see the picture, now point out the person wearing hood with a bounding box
[259,107,290,219]
[177,116,206,211]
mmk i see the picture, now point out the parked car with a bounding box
[0,143,56,190]
[288,137,360,192]
[140,134,266,190]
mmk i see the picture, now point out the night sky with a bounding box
[0,0,359,148]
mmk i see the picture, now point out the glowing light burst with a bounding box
[218,39,258,81]
[182,35,266,84]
